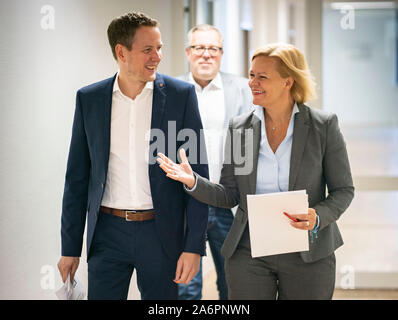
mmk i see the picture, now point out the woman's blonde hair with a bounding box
[252,43,316,103]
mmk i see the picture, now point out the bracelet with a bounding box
[310,215,319,243]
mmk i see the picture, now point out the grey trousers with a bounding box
[225,230,336,300]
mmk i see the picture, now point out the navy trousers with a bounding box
[87,211,178,300]
[178,206,233,300]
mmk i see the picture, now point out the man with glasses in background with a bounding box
[178,24,252,300]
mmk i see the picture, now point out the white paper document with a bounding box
[55,274,86,300]
[247,190,309,258]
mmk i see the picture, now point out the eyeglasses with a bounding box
[189,45,223,57]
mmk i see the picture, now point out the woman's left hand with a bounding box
[289,208,317,230]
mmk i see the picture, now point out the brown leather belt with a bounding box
[100,206,155,221]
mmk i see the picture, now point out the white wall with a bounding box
[0,0,184,299]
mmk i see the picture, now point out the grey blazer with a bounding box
[178,72,253,128]
[188,103,355,263]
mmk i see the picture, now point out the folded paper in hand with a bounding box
[247,190,309,258]
[55,274,85,300]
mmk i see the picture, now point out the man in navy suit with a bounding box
[57,12,209,300]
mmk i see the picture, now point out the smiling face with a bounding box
[186,29,223,84]
[248,56,293,108]
[116,26,163,84]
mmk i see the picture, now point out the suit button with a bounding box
[101,183,104,189]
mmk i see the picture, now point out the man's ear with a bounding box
[185,47,191,61]
[115,44,125,63]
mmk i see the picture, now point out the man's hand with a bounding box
[57,256,80,283]
[174,252,200,285]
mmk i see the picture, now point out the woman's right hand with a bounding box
[157,149,196,189]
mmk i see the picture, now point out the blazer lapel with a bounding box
[288,104,310,190]
[97,75,116,181]
[246,112,261,195]
[149,73,166,176]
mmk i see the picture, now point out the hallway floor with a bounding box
[202,269,398,300]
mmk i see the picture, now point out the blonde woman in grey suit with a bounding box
[157,43,354,300]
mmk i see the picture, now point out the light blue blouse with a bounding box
[254,103,299,195]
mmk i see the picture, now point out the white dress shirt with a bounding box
[101,73,154,210]
[253,103,299,194]
[188,72,226,184]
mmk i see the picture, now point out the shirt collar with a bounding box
[189,72,223,91]
[113,71,154,95]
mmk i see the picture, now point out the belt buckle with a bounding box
[125,210,137,221]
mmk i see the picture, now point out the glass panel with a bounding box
[323,1,398,289]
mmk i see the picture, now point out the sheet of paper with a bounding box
[55,274,86,300]
[247,190,309,258]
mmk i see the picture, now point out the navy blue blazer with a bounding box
[61,73,209,261]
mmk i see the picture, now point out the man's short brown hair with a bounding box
[107,12,158,60]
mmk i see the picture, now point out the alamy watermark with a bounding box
[40,265,55,290]
[339,265,355,289]
[40,5,55,30]
[146,121,254,176]
[340,4,355,30]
